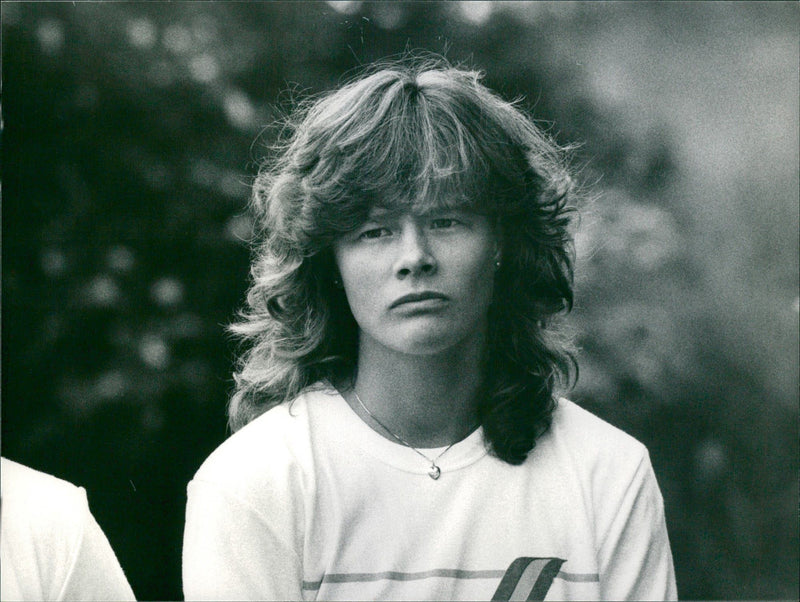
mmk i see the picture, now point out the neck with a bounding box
[345,333,484,448]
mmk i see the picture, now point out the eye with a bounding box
[358,227,391,240]
[430,217,460,230]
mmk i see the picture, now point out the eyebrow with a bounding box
[366,204,473,220]
[366,206,395,218]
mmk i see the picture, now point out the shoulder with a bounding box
[1,458,91,599]
[542,399,650,474]
[1,457,88,522]
[190,386,331,499]
[530,400,662,533]
[552,399,646,452]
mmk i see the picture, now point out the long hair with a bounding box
[229,57,577,464]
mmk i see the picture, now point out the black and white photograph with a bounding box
[2,2,798,600]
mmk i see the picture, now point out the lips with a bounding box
[389,291,449,309]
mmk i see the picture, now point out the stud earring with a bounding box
[494,260,501,270]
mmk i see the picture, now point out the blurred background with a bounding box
[2,2,797,599]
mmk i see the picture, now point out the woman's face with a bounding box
[333,205,498,357]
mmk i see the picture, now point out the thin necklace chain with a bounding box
[352,389,477,479]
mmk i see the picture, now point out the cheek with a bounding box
[334,248,366,291]
[339,257,379,293]
[461,244,497,296]
[469,269,496,309]
[336,257,384,319]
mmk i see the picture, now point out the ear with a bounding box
[321,250,345,289]
[492,222,504,265]
[331,264,344,289]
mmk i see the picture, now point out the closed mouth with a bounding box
[390,292,449,309]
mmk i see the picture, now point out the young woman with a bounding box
[182,59,677,601]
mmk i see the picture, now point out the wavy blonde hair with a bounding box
[229,57,577,464]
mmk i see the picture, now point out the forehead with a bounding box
[365,194,480,218]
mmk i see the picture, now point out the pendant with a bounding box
[428,464,441,480]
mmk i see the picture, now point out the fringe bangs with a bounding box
[296,69,510,238]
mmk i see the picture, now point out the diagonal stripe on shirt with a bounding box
[527,558,565,600]
[492,557,566,601]
[508,558,561,601]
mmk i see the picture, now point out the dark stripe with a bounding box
[491,557,535,601]
[508,558,552,601]
[491,557,567,601]
[528,558,565,601]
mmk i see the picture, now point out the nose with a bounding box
[393,222,436,279]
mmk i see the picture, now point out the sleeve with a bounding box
[182,479,304,601]
[58,489,136,601]
[597,451,678,601]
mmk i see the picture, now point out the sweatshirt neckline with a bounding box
[314,385,488,476]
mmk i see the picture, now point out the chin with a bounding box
[394,341,458,356]
[388,326,478,357]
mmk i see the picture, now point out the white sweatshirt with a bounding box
[183,385,676,601]
[0,458,136,601]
